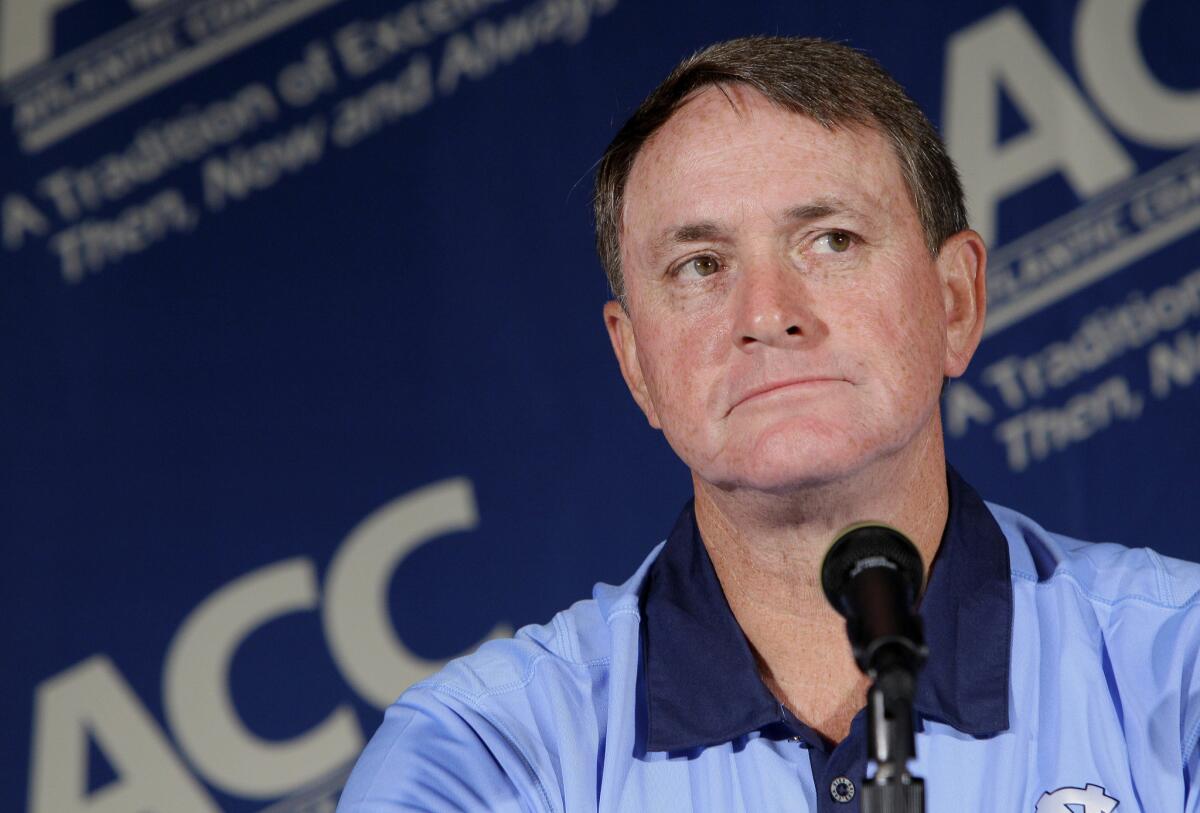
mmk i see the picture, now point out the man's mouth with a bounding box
[727,378,845,414]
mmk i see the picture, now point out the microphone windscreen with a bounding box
[821,523,924,616]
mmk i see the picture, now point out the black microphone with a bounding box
[821,522,929,813]
[820,522,927,679]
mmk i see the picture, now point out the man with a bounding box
[337,37,1200,812]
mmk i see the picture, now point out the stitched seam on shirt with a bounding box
[429,683,557,813]
[550,613,581,665]
[422,653,612,702]
[567,615,583,664]
[1148,548,1175,605]
[1183,712,1200,765]
[605,606,641,623]
[551,614,566,660]
[1017,569,1200,609]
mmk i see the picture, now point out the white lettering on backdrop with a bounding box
[27,477,509,813]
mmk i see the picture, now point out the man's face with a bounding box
[605,85,984,494]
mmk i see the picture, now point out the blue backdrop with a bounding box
[3,0,1199,810]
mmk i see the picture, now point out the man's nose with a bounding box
[732,257,826,350]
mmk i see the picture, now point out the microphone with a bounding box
[821,522,929,813]
[820,522,928,678]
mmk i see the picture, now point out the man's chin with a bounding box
[694,421,930,499]
[699,452,874,497]
[672,417,900,493]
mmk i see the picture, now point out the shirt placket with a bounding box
[784,708,867,813]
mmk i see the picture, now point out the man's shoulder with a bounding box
[987,500,1200,611]
[405,541,662,710]
[336,544,664,812]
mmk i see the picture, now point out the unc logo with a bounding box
[1035,783,1119,813]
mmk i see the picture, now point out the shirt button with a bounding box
[830,776,855,803]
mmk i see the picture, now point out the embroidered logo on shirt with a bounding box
[1035,783,1119,812]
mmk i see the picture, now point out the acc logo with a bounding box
[1036,783,1119,813]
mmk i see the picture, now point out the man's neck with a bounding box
[690,423,949,742]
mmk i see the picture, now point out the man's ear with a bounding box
[937,230,988,378]
[603,300,662,428]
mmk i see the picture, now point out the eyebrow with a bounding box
[783,200,843,222]
[652,197,860,256]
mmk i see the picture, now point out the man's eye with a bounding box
[684,255,720,277]
[816,231,854,253]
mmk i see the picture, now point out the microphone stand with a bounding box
[821,525,929,813]
[862,645,924,813]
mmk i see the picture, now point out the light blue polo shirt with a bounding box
[336,470,1200,811]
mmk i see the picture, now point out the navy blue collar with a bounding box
[640,467,1013,752]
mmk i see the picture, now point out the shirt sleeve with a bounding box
[335,687,543,813]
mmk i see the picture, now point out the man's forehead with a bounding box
[620,89,902,241]
[634,83,887,168]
